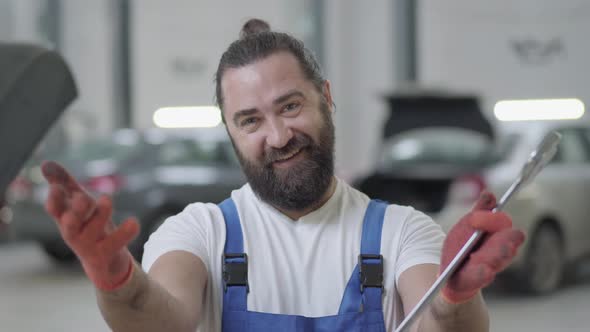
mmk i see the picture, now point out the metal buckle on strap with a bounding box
[359,254,384,292]
[222,253,249,292]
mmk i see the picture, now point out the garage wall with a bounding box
[323,0,395,180]
[130,0,315,129]
[418,0,590,122]
[59,0,118,140]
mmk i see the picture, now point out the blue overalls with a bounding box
[218,199,388,332]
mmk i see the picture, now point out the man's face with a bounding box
[221,52,335,211]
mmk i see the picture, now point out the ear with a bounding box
[322,80,334,113]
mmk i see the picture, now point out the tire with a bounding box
[41,240,76,263]
[148,214,168,235]
[520,224,564,294]
[130,213,171,261]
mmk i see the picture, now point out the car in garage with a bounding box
[437,119,590,294]
[355,92,497,214]
[356,92,590,294]
[10,126,246,262]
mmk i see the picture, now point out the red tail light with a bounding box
[8,176,33,201]
[449,174,487,205]
[83,174,125,195]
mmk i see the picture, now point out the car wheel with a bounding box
[148,214,169,235]
[521,224,564,294]
[41,240,76,263]
[130,213,171,261]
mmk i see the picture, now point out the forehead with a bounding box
[221,52,313,112]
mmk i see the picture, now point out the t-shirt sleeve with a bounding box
[392,206,445,283]
[141,202,216,273]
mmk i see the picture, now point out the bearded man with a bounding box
[41,18,524,332]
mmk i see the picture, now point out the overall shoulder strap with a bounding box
[360,199,388,255]
[338,199,388,314]
[219,198,248,312]
[220,198,244,254]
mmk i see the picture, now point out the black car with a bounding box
[11,127,246,261]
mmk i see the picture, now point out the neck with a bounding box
[275,176,337,221]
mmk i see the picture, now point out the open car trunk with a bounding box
[356,91,494,213]
[358,174,453,213]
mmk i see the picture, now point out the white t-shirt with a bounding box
[142,178,444,331]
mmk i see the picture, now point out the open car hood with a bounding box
[0,43,77,195]
[382,92,494,140]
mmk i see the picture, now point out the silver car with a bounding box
[11,127,246,261]
[436,119,590,294]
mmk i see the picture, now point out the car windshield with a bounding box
[56,132,237,167]
[380,128,500,167]
[156,139,236,166]
[56,130,147,163]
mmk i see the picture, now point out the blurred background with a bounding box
[1,0,590,331]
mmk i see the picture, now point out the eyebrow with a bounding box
[232,108,258,127]
[272,90,305,105]
[232,90,306,127]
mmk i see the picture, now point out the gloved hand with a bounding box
[42,161,140,291]
[440,191,525,304]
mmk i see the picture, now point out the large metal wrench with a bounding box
[395,130,562,332]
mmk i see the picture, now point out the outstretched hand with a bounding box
[42,160,140,291]
[440,191,525,304]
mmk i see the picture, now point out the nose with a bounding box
[265,118,293,149]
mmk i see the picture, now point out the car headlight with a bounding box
[0,206,13,224]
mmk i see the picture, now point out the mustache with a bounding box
[264,134,312,165]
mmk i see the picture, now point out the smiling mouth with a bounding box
[273,148,304,165]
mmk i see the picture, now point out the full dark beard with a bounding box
[232,101,335,211]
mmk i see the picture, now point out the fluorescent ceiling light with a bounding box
[153,106,222,128]
[494,98,585,121]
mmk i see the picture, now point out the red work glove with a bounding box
[42,161,140,291]
[440,191,525,304]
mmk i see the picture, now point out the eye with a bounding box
[239,117,259,128]
[283,102,301,113]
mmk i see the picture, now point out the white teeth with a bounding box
[276,149,301,161]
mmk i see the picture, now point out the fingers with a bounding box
[79,195,113,242]
[46,185,96,222]
[59,210,85,242]
[41,160,83,193]
[450,264,496,293]
[468,211,513,232]
[100,218,140,254]
[45,184,67,219]
[71,191,96,221]
[472,191,497,211]
[47,185,99,242]
[448,229,524,294]
[471,229,525,271]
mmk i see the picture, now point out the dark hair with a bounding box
[215,18,325,113]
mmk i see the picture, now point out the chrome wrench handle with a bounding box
[394,131,561,332]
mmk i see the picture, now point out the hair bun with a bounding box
[240,18,271,39]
